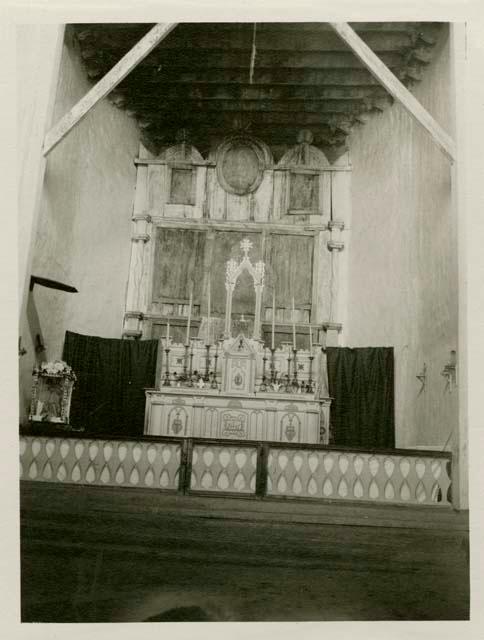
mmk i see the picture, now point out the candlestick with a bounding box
[204,344,211,382]
[213,343,219,387]
[185,287,193,344]
[308,355,314,393]
[187,341,194,387]
[292,348,299,392]
[270,347,276,384]
[262,348,267,386]
[207,277,211,345]
[292,297,296,349]
[271,289,276,349]
[183,343,189,379]
[163,347,171,386]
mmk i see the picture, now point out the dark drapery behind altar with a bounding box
[63,331,158,436]
[326,347,395,448]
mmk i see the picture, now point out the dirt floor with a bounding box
[20,482,469,622]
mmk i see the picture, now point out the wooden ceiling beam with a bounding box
[145,110,359,128]
[154,22,439,34]
[82,50,405,72]
[75,21,432,37]
[133,50,405,71]
[43,22,177,156]
[114,83,390,101]
[330,22,455,161]
[155,32,414,52]
[80,30,416,54]
[70,21,444,155]
[118,67,384,86]
[125,98,368,114]
[150,125,348,147]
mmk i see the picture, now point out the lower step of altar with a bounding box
[145,389,331,444]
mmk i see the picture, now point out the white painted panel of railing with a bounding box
[20,435,181,491]
[190,443,257,494]
[266,448,452,506]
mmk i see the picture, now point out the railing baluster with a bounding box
[255,443,268,498]
[182,438,194,494]
[178,438,189,493]
[19,430,453,507]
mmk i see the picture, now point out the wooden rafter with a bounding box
[43,22,177,156]
[330,22,456,162]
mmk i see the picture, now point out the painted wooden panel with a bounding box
[271,170,287,221]
[133,166,148,215]
[321,171,332,219]
[169,168,195,204]
[289,172,319,211]
[253,171,274,222]
[151,228,206,307]
[147,164,166,211]
[265,234,314,313]
[331,170,352,224]
[316,231,333,322]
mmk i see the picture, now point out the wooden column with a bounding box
[327,221,345,320]
[123,144,152,338]
[330,156,352,344]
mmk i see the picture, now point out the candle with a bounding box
[166,319,170,344]
[271,289,276,349]
[185,287,193,345]
[292,296,296,349]
[309,323,313,355]
[207,277,211,344]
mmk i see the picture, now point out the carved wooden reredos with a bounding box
[123,131,351,346]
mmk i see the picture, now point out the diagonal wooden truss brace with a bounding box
[330,22,456,162]
[43,22,177,156]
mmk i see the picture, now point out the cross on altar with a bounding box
[240,238,253,257]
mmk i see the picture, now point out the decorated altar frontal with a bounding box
[145,238,332,445]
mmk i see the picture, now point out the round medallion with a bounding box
[216,136,269,195]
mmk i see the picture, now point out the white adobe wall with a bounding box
[345,27,458,451]
[19,28,140,422]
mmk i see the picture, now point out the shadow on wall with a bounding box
[27,293,46,362]
[144,606,218,622]
[19,292,47,425]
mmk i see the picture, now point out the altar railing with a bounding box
[19,431,452,507]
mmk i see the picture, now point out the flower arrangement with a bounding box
[34,360,77,381]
